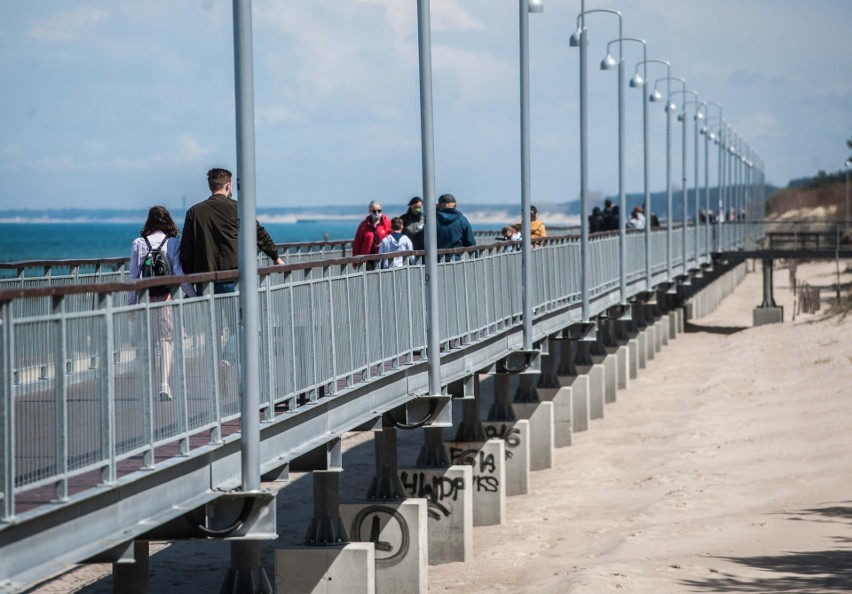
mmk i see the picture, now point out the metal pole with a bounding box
[641,59,651,291]
[616,36,626,303]
[233,0,260,495]
[703,111,710,259]
[693,103,700,265]
[716,123,724,251]
[519,0,534,350]
[846,161,850,235]
[229,3,271,592]
[680,99,687,274]
[579,6,589,321]
[665,88,672,281]
[416,0,441,397]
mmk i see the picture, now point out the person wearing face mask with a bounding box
[353,200,392,267]
[400,196,425,252]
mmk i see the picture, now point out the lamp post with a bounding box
[631,58,669,290]
[600,35,632,304]
[671,89,701,271]
[846,158,851,235]
[702,101,723,256]
[570,4,622,321]
[520,0,543,351]
[650,75,686,282]
[416,0,441,399]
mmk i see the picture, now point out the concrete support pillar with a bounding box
[557,340,588,433]
[481,418,530,496]
[398,465,473,565]
[496,373,554,468]
[534,338,573,448]
[113,541,149,594]
[444,439,505,526]
[339,499,428,594]
[754,258,783,325]
[276,544,375,594]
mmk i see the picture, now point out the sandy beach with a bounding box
[27,259,852,593]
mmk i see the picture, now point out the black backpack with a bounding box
[141,236,175,296]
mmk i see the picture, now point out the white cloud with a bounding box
[175,135,211,164]
[256,106,304,126]
[433,45,513,106]
[30,7,108,42]
[732,111,782,143]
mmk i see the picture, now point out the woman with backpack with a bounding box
[129,205,195,401]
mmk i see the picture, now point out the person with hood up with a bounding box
[435,193,476,260]
[353,200,392,267]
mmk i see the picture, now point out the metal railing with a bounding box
[0,220,763,591]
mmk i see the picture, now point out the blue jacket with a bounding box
[436,207,476,251]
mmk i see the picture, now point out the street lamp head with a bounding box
[600,54,618,70]
[528,0,544,13]
[665,101,677,113]
[629,73,644,87]
[649,89,663,102]
[700,125,708,134]
[694,111,704,121]
[676,112,685,122]
[708,132,717,142]
[569,27,584,47]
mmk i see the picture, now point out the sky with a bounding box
[1,0,851,212]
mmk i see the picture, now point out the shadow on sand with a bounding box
[681,503,852,593]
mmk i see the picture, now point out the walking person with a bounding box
[514,205,547,242]
[179,167,284,370]
[400,196,425,252]
[353,200,392,269]
[435,193,476,260]
[378,217,415,268]
[129,205,195,401]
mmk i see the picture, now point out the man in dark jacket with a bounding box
[435,194,475,259]
[400,196,425,251]
[180,168,283,294]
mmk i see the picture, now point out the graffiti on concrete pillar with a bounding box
[484,423,521,460]
[448,447,499,493]
[351,505,410,566]
[399,471,465,520]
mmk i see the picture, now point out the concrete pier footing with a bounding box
[482,419,530,496]
[512,402,555,469]
[616,345,629,390]
[339,499,428,594]
[603,354,617,404]
[445,439,506,527]
[276,543,376,594]
[398,465,473,565]
[753,306,783,325]
[588,364,605,420]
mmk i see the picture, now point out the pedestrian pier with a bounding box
[0,221,781,593]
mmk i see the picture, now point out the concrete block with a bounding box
[603,354,617,404]
[637,332,647,369]
[616,345,629,390]
[660,316,670,346]
[398,465,472,565]
[645,324,656,361]
[627,338,639,380]
[654,319,664,352]
[588,364,605,420]
[482,419,530,496]
[513,401,555,470]
[568,375,589,432]
[339,500,427,594]
[668,312,677,339]
[753,306,783,326]
[275,543,375,594]
[676,309,684,334]
[445,439,506,527]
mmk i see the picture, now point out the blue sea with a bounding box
[0,220,498,265]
